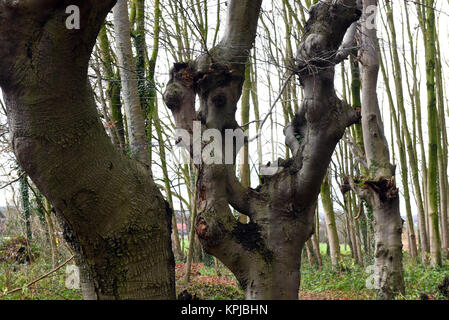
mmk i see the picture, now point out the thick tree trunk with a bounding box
[244,256,303,300]
[370,189,404,298]
[165,0,360,299]
[0,1,175,299]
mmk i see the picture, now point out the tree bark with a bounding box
[0,0,175,299]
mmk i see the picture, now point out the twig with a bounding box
[248,72,294,142]
[0,255,74,297]
[0,172,25,190]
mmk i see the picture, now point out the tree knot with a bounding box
[196,217,209,240]
[363,177,398,202]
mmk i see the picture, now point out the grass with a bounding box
[319,243,352,255]
[300,251,449,300]
[0,260,82,300]
[1,235,448,300]
[0,235,82,300]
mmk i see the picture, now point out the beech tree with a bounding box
[164,0,361,299]
[0,0,175,299]
[345,0,405,299]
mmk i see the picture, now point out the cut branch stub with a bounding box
[163,63,196,135]
[345,176,399,203]
[363,177,398,202]
[196,217,209,240]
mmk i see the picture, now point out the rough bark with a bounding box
[164,0,360,299]
[0,0,175,299]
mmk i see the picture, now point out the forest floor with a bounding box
[174,252,449,300]
[1,235,448,300]
[175,262,373,300]
[173,238,449,300]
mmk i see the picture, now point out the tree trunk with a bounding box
[384,1,419,261]
[185,166,198,283]
[435,36,449,259]
[154,99,184,260]
[165,0,360,299]
[320,173,341,268]
[0,0,175,299]
[44,199,57,268]
[349,0,404,299]
[113,0,149,165]
[98,24,125,150]
[238,61,251,224]
[421,0,442,268]
[18,168,32,242]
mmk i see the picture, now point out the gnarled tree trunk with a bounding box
[164,0,360,299]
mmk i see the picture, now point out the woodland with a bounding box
[0,0,449,301]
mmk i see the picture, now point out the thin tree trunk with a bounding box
[238,61,251,224]
[420,0,442,267]
[348,0,404,299]
[320,173,341,268]
[44,199,57,268]
[185,166,198,283]
[384,1,418,261]
[113,0,149,165]
[18,168,32,242]
[98,25,125,151]
[435,35,449,259]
